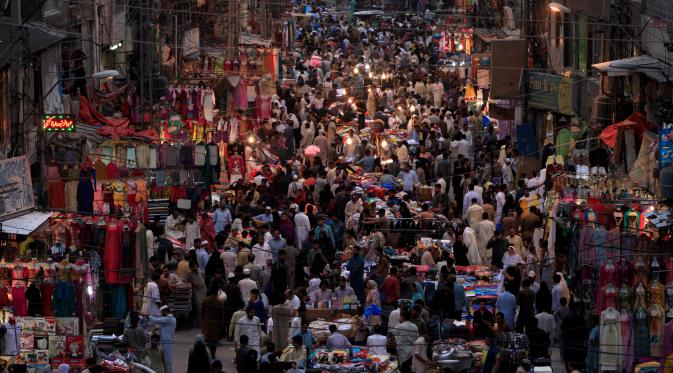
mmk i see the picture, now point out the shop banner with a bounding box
[659,121,673,169]
[0,155,34,221]
[526,72,574,115]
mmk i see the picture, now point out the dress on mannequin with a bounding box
[649,304,665,357]
[599,307,622,371]
[633,306,651,357]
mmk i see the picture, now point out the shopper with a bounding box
[187,335,212,373]
[393,310,420,373]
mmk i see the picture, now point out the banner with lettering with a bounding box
[526,72,575,115]
[0,156,34,221]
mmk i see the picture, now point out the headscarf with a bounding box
[58,364,70,373]
[557,272,570,301]
[307,278,321,295]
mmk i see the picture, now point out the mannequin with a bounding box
[650,280,665,308]
[55,258,72,282]
[618,282,633,313]
[634,282,648,309]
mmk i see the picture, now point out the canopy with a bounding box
[1,211,52,236]
[599,112,646,149]
[592,55,672,83]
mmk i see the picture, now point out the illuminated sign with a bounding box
[42,115,75,131]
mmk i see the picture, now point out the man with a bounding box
[464,198,484,228]
[165,211,181,235]
[148,306,176,373]
[293,206,311,251]
[334,277,355,305]
[294,319,318,353]
[220,246,237,276]
[366,325,387,355]
[452,276,466,319]
[392,310,419,373]
[213,200,232,234]
[244,254,264,289]
[475,212,495,263]
[236,335,251,373]
[551,273,563,312]
[235,306,262,356]
[357,149,376,172]
[254,206,275,225]
[481,336,501,373]
[142,334,168,373]
[380,267,401,307]
[412,331,432,373]
[528,271,540,294]
[238,268,258,302]
[495,185,506,225]
[526,317,550,359]
[347,246,365,303]
[251,235,271,271]
[313,216,335,249]
[487,230,508,269]
[473,300,495,338]
[344,192,363,225]
[196,240,210,277]
[462,184,483,216]
[176,250,193,281]
[495,289,516,330]
[400,267,418,300]
[554,297,571,337]
[284,289,301,311]
[410,305,427,336]
[280,335,308,368]
[267,229,286,264]
[325,324,351,351]
[399,164,419,193]
[236,241,252,268]
[142,272,161,317]
[516,278,536,332]
[535,306,556,341]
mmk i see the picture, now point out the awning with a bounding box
[0,17,68,68]
[592,55,672,83]
[0,211,52,236]
[239,33,272,47]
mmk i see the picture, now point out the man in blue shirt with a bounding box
[356,149,376,172]
[495,289,517,330]
[253,206,275,224]
[213,200,232,233]
[267,229,287,263]
[294,319,318,353]
[195,240,209,277]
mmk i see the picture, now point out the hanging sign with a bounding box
[0,156,34,221]
[659,121,673,169]
[42,115,75,132]
[526,72,574,115]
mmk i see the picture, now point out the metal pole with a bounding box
[10,0,23,157]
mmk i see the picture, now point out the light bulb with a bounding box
[365,63,370,70]
[248,135,255,144]
[368,72,373,78]
[381,73,387,80]
[381,140,388,148]
[397,106,402,111]
[346,138,353,145]
[348,97,353,103]
[353,67,359,74]
[87,286,93,295]
[410,104,416,112]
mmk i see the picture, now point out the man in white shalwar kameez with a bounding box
[293,206,311,251]
[235,306,263,356]
[463,226,481,265]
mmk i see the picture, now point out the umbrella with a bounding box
[304,145,321,156]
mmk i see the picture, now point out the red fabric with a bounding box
[79,96,130,128]
[600,112,646,149]
[48,181,66,209]
[106,163,120,179]
[104,221,121,284]
[40,283,54,316]
[12,287,27,316]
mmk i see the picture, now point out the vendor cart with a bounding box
[168,282,192,320]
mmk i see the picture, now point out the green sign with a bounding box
[527,72,574,115]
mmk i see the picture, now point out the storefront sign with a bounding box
[42,115,75,131]
[526,72,574,115]
[0,156,34,221]
[659,121,673,168]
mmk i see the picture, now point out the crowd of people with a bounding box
[119,7,593,373]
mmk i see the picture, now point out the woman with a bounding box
[535,281,552,313]
[411,282,425,304]
[365,280,381,308]
[187,334,212,373]
[201,285,225,357]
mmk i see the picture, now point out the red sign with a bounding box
[42,115,75,131]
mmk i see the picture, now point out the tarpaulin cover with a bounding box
[599,112,646,149]
[79,96,159,141]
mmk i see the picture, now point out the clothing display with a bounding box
[599,307,622,371]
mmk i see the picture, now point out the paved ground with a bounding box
[172,327,236,372]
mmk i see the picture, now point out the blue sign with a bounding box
[660,121,673,169]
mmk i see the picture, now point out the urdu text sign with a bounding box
[527,72,574,115]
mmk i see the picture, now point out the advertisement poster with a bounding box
[659,121,673,169]
[48,335,66,358]
[45,317,56,334]
[526,72,575,115]
[20,334,33,350]
[56,318,79,336]
[0,155,34,221]
[34,335,49,350]
[66,336,84,359]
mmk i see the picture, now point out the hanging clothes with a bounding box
[11,287,27,316]
[25,284,43,316]
[104,220,121,284]
[202,88,216,122]
[600,307,622,371]
[634,306,651,357]
[40,283,54,316]
[649,304,665,357]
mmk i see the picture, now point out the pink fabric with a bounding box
[621,310,633,371]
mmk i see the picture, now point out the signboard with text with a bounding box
[0,156,34,221]
[42,114,75,131]
[526,72,574,115]
[659,121,673,169]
